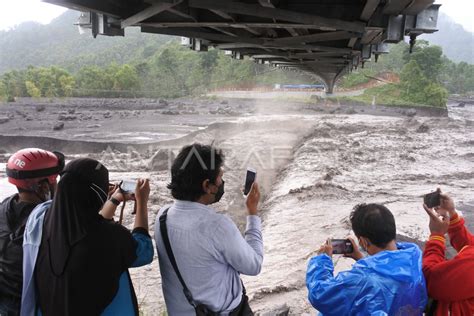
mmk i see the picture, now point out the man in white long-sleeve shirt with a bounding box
[155,143,263,315]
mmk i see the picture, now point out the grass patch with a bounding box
[332,84,447,108]
[338,69,376,88]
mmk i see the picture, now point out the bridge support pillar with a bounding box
[325,79,335,95]
[321,75,336,95]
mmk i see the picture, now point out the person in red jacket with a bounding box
[422,190,474,315]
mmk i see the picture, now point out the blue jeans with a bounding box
[0,296,20,316]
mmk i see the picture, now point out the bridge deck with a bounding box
[44,0,440,92]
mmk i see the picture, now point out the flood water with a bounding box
[0,100,472,314]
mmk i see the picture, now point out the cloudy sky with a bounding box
[0,0,473,32]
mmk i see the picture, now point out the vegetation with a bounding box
[338,40,473,107]
[398,41,449,107]
[336,85,403,107]
[0,10,473,107]
[1,66,75,100]
[0,10,171,74]
[0,41,313,100]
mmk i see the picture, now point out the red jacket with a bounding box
[423,213,474,315]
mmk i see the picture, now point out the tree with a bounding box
[112,64,139,96]
[25,80,41,98]
[381,42,408,72]
[0,81,7,101]
[58,74,75,97]
[2,70,27,98]
[400,60,447,107]
[404,40,444,82]
[423,82,448,107]
[75,65,114,97]
[151,46,190,97]
[400,60,429,103]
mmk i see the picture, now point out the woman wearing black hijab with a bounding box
[22,158,153,316]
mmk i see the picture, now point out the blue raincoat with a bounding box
[306,242,427,316]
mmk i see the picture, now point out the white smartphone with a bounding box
[121,180,136,194]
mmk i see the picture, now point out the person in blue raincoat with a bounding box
[306,203,427,316]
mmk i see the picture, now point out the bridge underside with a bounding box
[44,0,440,93]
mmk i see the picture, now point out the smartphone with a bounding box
[331,239,354,255]
[243,168,256,195]
[121,180,136,194]
[424,190,441,208]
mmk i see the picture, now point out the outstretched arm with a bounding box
[215,183,263,276]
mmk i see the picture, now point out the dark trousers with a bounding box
[0,296,20,316]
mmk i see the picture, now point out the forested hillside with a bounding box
[0,10,171,74]
[420,13,474,64]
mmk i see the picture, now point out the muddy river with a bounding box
[0,97,472,314]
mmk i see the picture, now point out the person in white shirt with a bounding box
[154,143,263,315]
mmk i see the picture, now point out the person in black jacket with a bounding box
[0,148,64,316]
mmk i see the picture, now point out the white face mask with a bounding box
[44,190,52,201]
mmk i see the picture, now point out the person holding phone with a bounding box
[20,158,153,316]
[306,203,427,315]
[154,143,262,315]
[422,190,474,316]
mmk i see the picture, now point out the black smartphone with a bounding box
[424,190,441,208]
[243,168,256,195]
[331,239,354,255]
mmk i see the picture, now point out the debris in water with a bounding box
[53,122,65,130]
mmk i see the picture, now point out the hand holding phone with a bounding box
[245,182,260,216]
[109,180,136,204]
[331,239,354,255]
[424,189,441,209]
[121,180,136,194]
[244,168,256,196]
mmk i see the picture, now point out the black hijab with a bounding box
[36,158,139,316]
[44,158,109,275]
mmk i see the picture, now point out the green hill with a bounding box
[0,10,173,74]
[420,13,474,64]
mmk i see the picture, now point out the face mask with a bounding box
[358,237,371,255]
[47,183,56,201]
[211,180,225,204]
[34,183,53,202]
[44,189,52,201]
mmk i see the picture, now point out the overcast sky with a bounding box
[0,0,473,32]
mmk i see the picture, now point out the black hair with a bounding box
[350,203,396,248]
[167,143,224,202]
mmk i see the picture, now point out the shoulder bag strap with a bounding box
[159,207,197,307]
